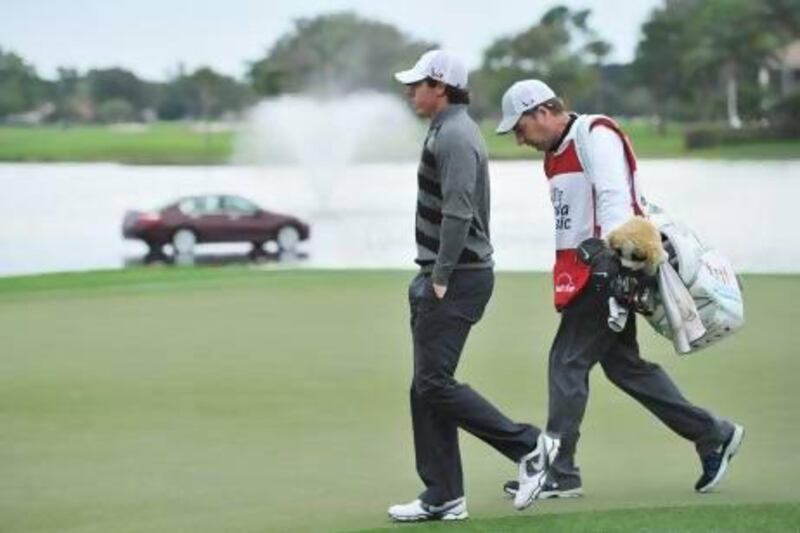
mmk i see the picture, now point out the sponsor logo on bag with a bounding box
[705,263,733,286]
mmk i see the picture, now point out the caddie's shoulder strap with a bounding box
[573,114,644,217]
[571,114,592,177]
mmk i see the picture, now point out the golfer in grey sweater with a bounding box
[387,50,558,523]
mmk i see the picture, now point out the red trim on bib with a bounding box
[545,140,583,179]
[589,117,643,216]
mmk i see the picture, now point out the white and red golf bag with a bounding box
[645,205,745,355]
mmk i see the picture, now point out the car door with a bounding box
[194,195,230,242]
[221,196,264,242]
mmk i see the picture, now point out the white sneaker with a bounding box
[514,432,560,510]
[503,479,583,499]
[387,497,468,522]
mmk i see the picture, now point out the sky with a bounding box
[0,0,664,81]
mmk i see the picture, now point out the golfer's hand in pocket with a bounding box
[433,283,447,299]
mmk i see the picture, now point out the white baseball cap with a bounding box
[394,50,468,89]
[496,80,557,134]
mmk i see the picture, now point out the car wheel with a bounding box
[172,228,197,255]
[145,242,167,262]
[249,242,267,258]
[276,225,301,253]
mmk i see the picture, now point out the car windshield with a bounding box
[223,196,259,215]
[176,196,223,215]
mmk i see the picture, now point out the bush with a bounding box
[95,98,136,123]
[768,92,800,137]
[685,92,800,149]
[684,124,793,150]
[684,127,719,149]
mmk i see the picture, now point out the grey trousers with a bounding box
[408,269,539,505]
[546,286,734,487]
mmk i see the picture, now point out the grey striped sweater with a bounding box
[415,104,494,284]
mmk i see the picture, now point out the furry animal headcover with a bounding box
[607,217,667,275]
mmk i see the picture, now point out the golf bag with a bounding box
[571,115,744,355]
[645,205,745,355]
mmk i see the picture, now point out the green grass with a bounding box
[1,268,799,532]
[362,502,800,532]
[0,123,233,165]
[482,119,800,160]
[1,120,798,165]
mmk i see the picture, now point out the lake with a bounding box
[0,160,797,278]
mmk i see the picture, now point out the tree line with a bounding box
[1,1,798,128]
[0,57,253,124]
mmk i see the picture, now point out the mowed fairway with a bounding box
[1,269,798,532]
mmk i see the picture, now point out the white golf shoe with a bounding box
[503,478,583,499]
[514,432,561,510]
[387,497,468,522]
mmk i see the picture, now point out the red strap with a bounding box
[589,118,643,216]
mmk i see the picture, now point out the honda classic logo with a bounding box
[555,272,576,293]
[551,188,572,230]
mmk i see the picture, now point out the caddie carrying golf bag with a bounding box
[570,115,744,355]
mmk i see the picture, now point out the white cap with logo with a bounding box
[394,50,468,89]
[496,79,557,134]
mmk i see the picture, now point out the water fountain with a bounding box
[232,91,423,214]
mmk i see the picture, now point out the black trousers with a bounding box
[408,269,538,505]
[546,285,734,487]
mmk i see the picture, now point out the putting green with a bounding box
[1,269,798,532]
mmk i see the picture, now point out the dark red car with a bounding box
[123,194,310,256]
